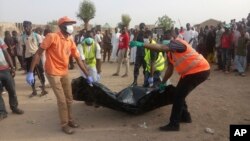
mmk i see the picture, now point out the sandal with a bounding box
[62,125,74,134]
[12,108,24,115]
[68,121,79,128]
[0,114,7,121]
[112,73,119,76]
[40,90,48,97]
[122,74,128,77]
[29,92,37,98]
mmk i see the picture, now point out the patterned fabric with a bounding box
[0,38,9,70]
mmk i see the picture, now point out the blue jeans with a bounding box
[234,55,246,73]
[0,69,18,113]
[221,48,231,71]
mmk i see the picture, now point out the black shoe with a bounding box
[40,90,48,97]
[62,125,74,134]
[159,123,180,131]
[68,121,79,128]
[29,91,37,98]
[12,108,24,115]
[180,112,192,123]
[0,113,7,121]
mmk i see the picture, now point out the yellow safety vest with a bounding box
[81,42,97,68]
[144,40,165,72]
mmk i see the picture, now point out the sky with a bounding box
[0,0,249,28]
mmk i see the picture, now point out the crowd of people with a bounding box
[0,13,250,134]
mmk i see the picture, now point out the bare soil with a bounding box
[1,63,250,141]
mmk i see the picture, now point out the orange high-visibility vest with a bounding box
[167,38,210,77]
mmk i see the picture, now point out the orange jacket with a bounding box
[167,38,210,77]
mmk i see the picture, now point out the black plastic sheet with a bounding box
[72,77,175,114]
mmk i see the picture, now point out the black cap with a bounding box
[139,23,146,30]
[23,21,32,27]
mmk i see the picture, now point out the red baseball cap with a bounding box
[58,16,76,25]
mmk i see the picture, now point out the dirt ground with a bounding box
[0,62,250,141]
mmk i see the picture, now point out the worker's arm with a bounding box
[2,47,15,77]
[75,56,90,77]
[149,51,158,77]
[29,47,44,72]
[130,40,186,53]
[162,59,174,84]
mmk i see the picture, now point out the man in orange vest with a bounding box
[130,30,210,131]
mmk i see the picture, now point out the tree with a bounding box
[156,15,175,31]
[46,20,58,32]
[77,0,96,30]
[121,14,131,28]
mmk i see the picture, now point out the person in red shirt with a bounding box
[113,26,130,77]
[220,24,233,73]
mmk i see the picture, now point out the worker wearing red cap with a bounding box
[26,16,93,134]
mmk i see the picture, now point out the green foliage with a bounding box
[117,22,123,29]
[121,14,131,28]
[46,20,58,32]
[47,20,57,26]
[77,0,96,29]
[156,15,175,31]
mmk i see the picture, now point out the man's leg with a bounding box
[36,60,48,96]
[123,49,129,77]
[17,55,24,70]
[61,74,79,128]
[25,57,37,97]
[143,71,150,87]
[1,70,23,114]
[103,48,107,62]
[132,56,142,85]
[0,80,8,118]
[46,74,74,134]
[217,48,223,70]
[113,49,123,75]
[160,70,210,131]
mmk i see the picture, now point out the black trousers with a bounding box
[25,56,45,86]
[216,48,223,70]
[169,70,210,124]
[133,56,146,81]
[0,69,18,113]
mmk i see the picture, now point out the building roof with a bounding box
[194,18,221,29]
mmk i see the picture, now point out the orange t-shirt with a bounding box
[41,32,79,76]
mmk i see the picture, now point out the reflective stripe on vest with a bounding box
[145,51,165,72]
[177,54,203,75]
[172,49,196,67]
[168,38,209,76]
[144,40,165,72]
[82,42,96,68]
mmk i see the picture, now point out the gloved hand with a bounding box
[159,83,166,91]
[87,76,94,86]
[162,40,171,46]
[148,77,154,87]
[97,74,101,82]
[129,41,144,48]
[26,72,34,86]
